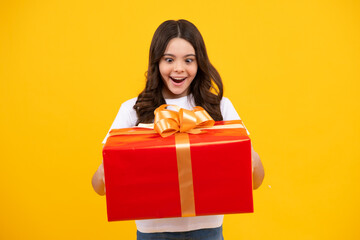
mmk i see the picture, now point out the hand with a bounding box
[92,161,106,195]
[100,162,105,184]
[251,147,265,190]
[100,162,106,194]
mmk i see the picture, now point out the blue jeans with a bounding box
[136,226,224,240]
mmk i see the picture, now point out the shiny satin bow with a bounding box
[154,104,215,137]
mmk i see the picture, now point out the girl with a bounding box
[92,19,264,240]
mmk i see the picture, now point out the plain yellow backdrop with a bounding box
[1,0,359,239]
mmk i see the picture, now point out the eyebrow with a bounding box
[163,53,196,57]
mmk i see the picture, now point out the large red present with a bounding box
[102,105,253,221]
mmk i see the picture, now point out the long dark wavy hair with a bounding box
[134,19,224,124]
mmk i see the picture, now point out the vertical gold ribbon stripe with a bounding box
[175,133,196,217]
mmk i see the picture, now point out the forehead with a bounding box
[164,38,195,55]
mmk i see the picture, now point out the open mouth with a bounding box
[170,76,187,84]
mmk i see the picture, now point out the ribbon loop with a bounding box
[193,106,215,127]
[154,118,179,138]
[154,104,215,137]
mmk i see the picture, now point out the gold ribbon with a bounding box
[108,105,245,218]
[175,133,196,217]
[153,104,217,217]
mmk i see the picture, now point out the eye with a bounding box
[164,58,173,63]
[185,58,194,63]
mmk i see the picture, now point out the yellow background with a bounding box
[1,0,359,239]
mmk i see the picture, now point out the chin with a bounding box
[172,88,188,95]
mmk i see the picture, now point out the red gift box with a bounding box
[103,120,253,221]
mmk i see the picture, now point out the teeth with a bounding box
[172,77,186,80]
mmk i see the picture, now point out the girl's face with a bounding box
[159,38,198,99]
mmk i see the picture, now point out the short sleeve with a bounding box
[220,97,250,135]
[102,98,138,144]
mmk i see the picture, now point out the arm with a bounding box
[92,99,137,196]
[252,146,264,190]
[220,98,264,189]
[92,162,106,196]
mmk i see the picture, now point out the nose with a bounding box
[174,61,184,72]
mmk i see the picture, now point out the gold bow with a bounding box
[154,104,215,137]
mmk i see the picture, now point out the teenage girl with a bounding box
[92,19,264,240]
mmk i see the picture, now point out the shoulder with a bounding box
[220,96,232,108]
[220,97,241,121]
[120,97,138,110]
[102,97,138,144]
[113,97,138,125]
[220,97,236,113]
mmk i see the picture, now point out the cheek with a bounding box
[189,65,198,77]
[159,63,170,78]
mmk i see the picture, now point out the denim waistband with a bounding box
[137,226,224,240]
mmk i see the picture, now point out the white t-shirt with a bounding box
[102,95,247,233]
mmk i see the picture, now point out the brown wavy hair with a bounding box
[134,19,223,124]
